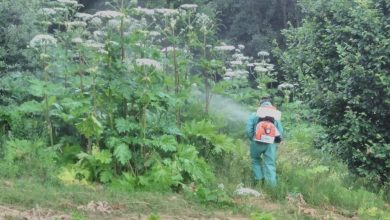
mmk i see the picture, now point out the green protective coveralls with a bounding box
[245,102,283,186]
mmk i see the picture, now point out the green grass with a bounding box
[0,177,217,217]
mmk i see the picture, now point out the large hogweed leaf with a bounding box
[17,100,42,113]
[115,117,139,133]
[183,120,234,154]
[149,135,177,152]
[76,114,103,138]
[113,143,132,165]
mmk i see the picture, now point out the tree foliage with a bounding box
[0,0,39,71]
[277,0,390,183]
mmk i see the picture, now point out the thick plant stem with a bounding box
[43,46,54,146]
[203,33,210,115]
[79,52,84,93]
[141,105,147,156]
[173,31,180,128]
[92,75,97,115]
[108,56,114,130]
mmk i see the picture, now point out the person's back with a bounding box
[246,98,283,186]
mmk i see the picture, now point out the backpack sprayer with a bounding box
[254,106,282,144]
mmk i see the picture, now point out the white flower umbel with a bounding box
[53,7,68,13]
[30,34,57,48]
[254,66,269,73]
[232,53,249,61]
[257,50,270,57]
[136,58,162,70]
[235,70,249,76]
[93,31,105,41]
[75,12,93,21]
[71,37,83,44]
[41,8,57,15]
[83,40,104,49]
[57,0,79,6]
[230,60,243,66]
[266,63,274,71]
[155,8,179,16]
[94,10,124,19]
[278,83,294,90]
[180,4,198,10]
[134,7,155,16]
[66,21,87,28]
[215,45,235,51]
[89,17,103,27]
[224,69,235,77]
[149,31,161,37]
[107,19,121,30]
[238,44,245,50]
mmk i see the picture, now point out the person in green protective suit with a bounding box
[246,97,283,186]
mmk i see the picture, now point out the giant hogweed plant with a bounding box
[4,0,237,190]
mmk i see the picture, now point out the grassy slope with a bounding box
[0,102,389,219]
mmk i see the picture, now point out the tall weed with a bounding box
[0,139,58,181]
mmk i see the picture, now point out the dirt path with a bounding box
[0,195,358,220]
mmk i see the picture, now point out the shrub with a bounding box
[276,0,390,183]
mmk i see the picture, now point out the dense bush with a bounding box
[276,0,390,183]
[0,0,39,71]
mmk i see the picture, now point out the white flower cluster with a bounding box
[230,60,243,66]
[66,21,87,28]
[215,45,235,51]
[30,34,57,48]
[134,7,155,16]
[71,37,83,44]
[254,62,274,73]
[180,4,198,10]
[155,8,179,16]
[57,0,78,5]
[94,10,124,19]
[254,66,268,73]
[53,7,68,13]
[136,58,162,70]
[278,83,294,90]
[57,0,79,7]
[107,19,121,30]
[258,50,270,57]
[149,31,161,37]
[83,40,104,49]
[238,44,245,50]
[75,12,93,21]
[41,8,57,15]
[89,17,103,26]
[224,69,248,80]
[219,44,254,80]
[93,31,104,41]
[233,184,261,197]
[232,53,250,61]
